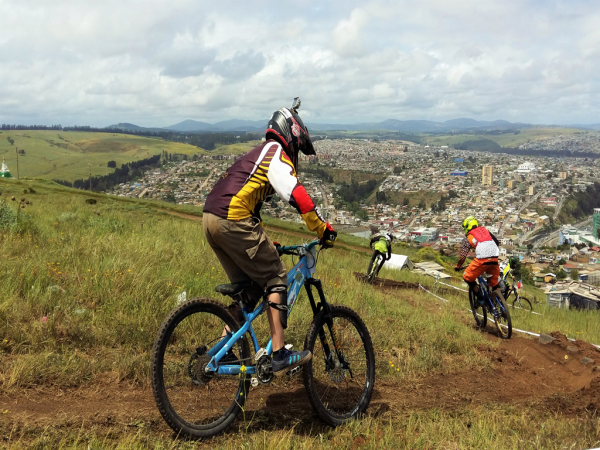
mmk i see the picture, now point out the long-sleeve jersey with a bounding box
[203,140,328,238]
[456,227,500,268]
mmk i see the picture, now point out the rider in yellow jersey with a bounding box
[203,98,337,374]
[367,231,393,277]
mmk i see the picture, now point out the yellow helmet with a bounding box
[462,216,478,235]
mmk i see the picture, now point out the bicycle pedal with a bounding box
[286,366,302,377]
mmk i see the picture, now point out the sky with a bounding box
[1,0,599,127]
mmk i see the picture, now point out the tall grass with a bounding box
[0,179,489,391]
[1,178,599,449]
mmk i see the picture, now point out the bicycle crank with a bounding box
[255,355,274,385]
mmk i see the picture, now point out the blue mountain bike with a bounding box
[464,271,512,339]
[150,240,375,438]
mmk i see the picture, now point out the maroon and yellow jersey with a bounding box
[203,140,328,238]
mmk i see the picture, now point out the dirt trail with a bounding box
[2,333,599,441]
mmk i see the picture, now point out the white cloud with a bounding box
[332,8,370,57]
[0,0,599,126]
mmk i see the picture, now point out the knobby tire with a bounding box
[514,296,533,313]
[491,292,512,339]
[303,305,375,426]
[469,287,487,329]
[151,298,251,439]
[367,256,382,284]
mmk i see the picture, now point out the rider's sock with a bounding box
[273,348,286,362]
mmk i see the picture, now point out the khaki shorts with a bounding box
[203,212,287,300]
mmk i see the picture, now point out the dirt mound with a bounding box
[543,377,600,415]
[380,334,599,412]
[549,331,600,362]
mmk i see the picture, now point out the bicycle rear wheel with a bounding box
[151,298,251,439]
[469,288,487,329]
[491,292,512,339]
[303,305,375,426]
[514,296,533,313]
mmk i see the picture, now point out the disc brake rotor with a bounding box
[326,353,347,382]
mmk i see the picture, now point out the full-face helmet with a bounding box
[265,97,315,168]
[462,216,479,235]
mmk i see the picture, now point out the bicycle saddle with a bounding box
[215,281,254,296]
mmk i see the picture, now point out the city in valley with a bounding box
[107,132,600,288]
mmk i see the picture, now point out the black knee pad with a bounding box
[267,285,288,330]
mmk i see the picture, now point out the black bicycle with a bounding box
[460,268,512,339]
[503,275,533,313]
[366,253,385,284]
[151,240,375,438]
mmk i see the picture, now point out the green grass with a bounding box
[0,178,486,390]
[423,127,582,148]
[1,177,600,449]
[0,131,259,182]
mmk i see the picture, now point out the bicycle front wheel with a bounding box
[491,292,512,339]
[303,305,375,426]
[366,256,380,284]
[514,296,533,313]
[151,298,251,439]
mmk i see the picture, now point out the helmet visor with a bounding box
[291,114,316,155]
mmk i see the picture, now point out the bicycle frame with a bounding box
[476,275,506,316]
[205,240,332,376]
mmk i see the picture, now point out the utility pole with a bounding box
[15,147,19,180]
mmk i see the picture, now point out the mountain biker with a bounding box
[498,256,521,297]
[202,98,337,374]
[367,231,394,277]
[454,216,502,304]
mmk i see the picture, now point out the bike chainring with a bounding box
[256,355,274,384]
[188,348,214,386]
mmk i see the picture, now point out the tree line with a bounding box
[53,155,162,192]
[0,124,261,151]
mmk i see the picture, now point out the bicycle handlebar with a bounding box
[277,239,321,256]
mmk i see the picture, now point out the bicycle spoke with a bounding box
[157,304,247,427]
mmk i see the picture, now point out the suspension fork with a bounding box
[305,279,349,373]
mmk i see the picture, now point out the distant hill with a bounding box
[165,118,533,134]
[164,119,214,132]
[108,123,168,133]
[308,118,530,133]
[108,118,598,134]
[165,119,266,132]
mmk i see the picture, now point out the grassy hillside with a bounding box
[0,130,260,182]
[424,127,581,148]
[1,178,599,449]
